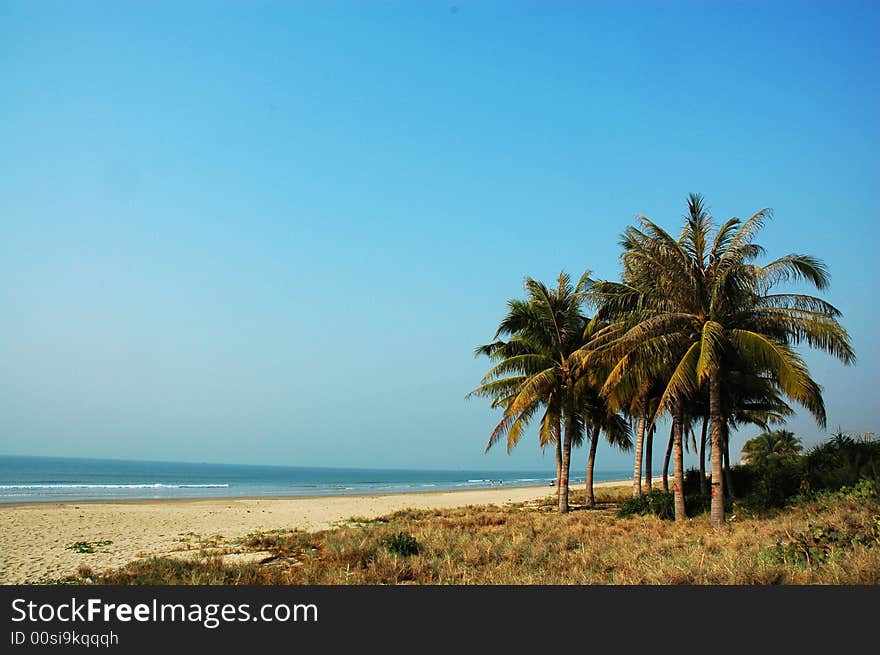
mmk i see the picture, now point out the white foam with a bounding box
[0,483,229,489]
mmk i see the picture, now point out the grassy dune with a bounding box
[58,486,880,585]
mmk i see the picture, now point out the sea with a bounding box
[0,455,629,504]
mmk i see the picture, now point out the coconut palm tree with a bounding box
[468,272,592,513]
[589,193,854,526]
[583,414,632,506]
[578,320,646,497]
[661,420,675,493]
[691,366,794,497]
[614,383,661,497]
[581,250,694,518]
[644,420,658,490]
[576,380,632,506]
[469,333,563,488]
[741,429,803,466]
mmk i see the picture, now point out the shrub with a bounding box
[729,434,880,512]
[65,540,113,554]
[803,439,880,492]
[738,459,805,511]
[683,468,704,495]
[381,532,420,557]
[760,515,880,567]
[849,478,880,500]
[617,489,674,520]
[617,485,730,519]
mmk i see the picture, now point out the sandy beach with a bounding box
[0,481,627,584]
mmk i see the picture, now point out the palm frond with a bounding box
[696,320,726,381]
[757,254,830,291]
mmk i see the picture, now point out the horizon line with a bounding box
[0,452,614,474]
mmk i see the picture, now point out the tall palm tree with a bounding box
[581,259,693,518]
[577,381,632,506]
[567,318,635,506]
[590,193,854,526]
[469,333,562,486]
[583,415,632,506]
[469,272,592,513]
[629,395,649,497]
[692,366,794,497]
[644,420,657,490]
[580,320,647,497]
[661,419,675,493]
[618,384,661,497]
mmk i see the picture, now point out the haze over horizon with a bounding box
[1,1,878,473]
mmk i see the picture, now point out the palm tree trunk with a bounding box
[586,425,600,507]
[559,408,573,514]
[722,425,735,499]
[632,412,647,497]
[555,432,562,505]
[699,415,709,497]
[672,411,686,521]
[709,373,725,528]
[662,422,674,492]
[645,424,654,490]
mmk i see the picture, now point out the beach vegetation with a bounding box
[381,532,420,556]
[65,540,112,554]
[53,483,880,585]
[616,489,675,520]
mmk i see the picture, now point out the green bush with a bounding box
[617,489,674,520]
[381,532,420,557]
[725,435,880,512]
[849,478,880,500]
[760,514,880,567]
[738,459,806,511]
[683,468,705,495]
[618,485,731,520]
[803,439,880,492]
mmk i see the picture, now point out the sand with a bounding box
[0,481,628,584]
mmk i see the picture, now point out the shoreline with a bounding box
[0,479,625,509]
[0,479,629,584]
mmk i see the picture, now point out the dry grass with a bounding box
[60,488,880,585]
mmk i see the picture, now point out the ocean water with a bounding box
[0,455,628,503]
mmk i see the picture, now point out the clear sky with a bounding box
[1,1,878,473]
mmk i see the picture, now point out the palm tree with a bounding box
[583,415,632,506]
[741,429,803,466]
[644,420,657,490]
[721,369,794,497]
[636,386,663,492]
[583,261,693,518]
[578,385,632,506]
[469,332,563,491]
[661,419,675,493]
[469,272,592,513]
[692,366,794,498]
[590,194,854,526]
[630,396,649,497]
[661,403,693,519]
[581,325,650,498]
[618,383,662,497]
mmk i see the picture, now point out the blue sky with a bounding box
[1,1,878,473]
